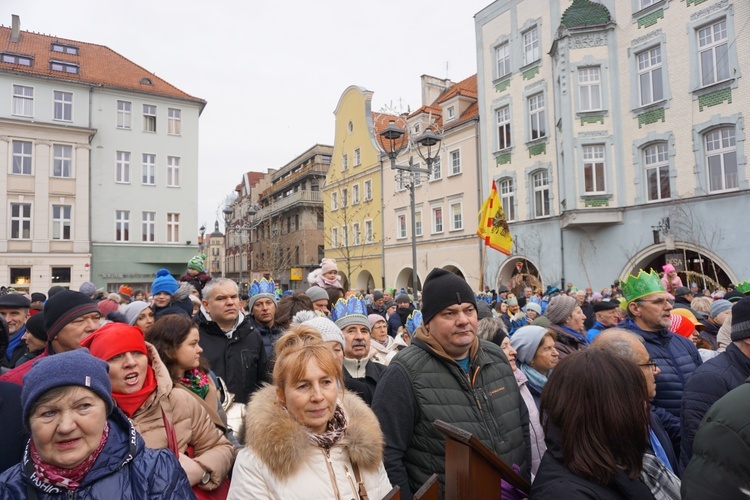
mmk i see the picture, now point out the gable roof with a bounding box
[0,24,205,108]
[408,74,478,129]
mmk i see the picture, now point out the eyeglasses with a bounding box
[637,297,674,307]
[638,359,659,371]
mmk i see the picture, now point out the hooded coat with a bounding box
[228,386,391,499]
[0,408,194,499]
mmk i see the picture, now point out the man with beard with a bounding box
[0,294,31,369]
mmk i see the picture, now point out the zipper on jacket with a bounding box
[343,464,361,499]
[321,447,343,499]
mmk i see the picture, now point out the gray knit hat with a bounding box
[710,299,732,320]
[510,325,550,364]
[122,301,151,326]
[545,295,578,325]
[305,286,329,303]
[731,297,750,342]
[303,315,345,350]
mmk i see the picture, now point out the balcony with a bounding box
[255,189,322,220]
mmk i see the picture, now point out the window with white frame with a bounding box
[529,93,546,140]
[365,220,373,243]
[583,145,606,194]
[705,127,738,192]
[639,0,658,9]
[52,144,72,178]
[115,210,130,241]
[331,191,338,210]
[352,222,361,245]
[143,104,157,132]
[449,150,461,175]
[53,91,72,121]
[397,214,407,239]
[497,106,512,150]
[413,165,422,187]
[117,100,131,129]
[341,187,348,207]
[142,153,156,185]
[523,27,540,66]
[415,210,423,236]
[167,213,180,243]
[396,171,407,192]
[116,151,130,183]
[364,180,372,201]
[447,106,456,121]
[496,42,511,78]
[698,20,729,87]
[432,206,443,234]
[578,67,602,111]
[532,171,551,218]
[12,85,33,117]
[499,179,516,222]
[342,154,348,171]
[168,108,181,135]
[342,225,348,247]
[52,205,71,240]
[430,155,442,181]
[354,148,361,166]
[12,140,32,175]
[142,211,155,242]
[644,143,670,201]
[331,227,339,247]
[450,202,463,231]
[10,203,31,239]
[637,47,663,107]
[352,184,360,205]
[167,156,180,187]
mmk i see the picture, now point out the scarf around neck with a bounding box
[179,368,209,399]
[520,362,549,395]
[112,365,158,417]
[308,403,348,450]
[30,421,110,491]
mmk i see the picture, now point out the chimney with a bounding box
[10,14,20,43]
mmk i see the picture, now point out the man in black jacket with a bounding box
[336,310,385,406]
[197,278,268,406]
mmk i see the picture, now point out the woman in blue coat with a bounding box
[0,349,194,499]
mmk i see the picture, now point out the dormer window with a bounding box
[50,60,79,74]
[1,52,32,66]
[140,77,154,86]
[447,106,456,121]
[51,42,79,56]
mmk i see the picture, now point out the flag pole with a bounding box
[479,243,487,291]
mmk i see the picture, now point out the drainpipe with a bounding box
[474,117,483,287]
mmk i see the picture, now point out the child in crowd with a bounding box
[307,258,343,290]
[179,254,212,295]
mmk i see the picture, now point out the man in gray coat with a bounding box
[372,268,530,499]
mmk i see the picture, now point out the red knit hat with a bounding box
[97,298,119,317]
[669,314,695,338]
[80,322,147,361]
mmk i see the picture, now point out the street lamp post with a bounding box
[379,120,441,295]
[199,224,206,253]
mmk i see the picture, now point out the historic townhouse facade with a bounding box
[224,171,264,291]
[382,75,484,291]
[0,16,205,293]
[476,0,748,293]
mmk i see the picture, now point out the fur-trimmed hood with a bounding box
[242,385,384,478]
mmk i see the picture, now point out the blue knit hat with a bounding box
[21,349,113,428]
[151,268,179,296]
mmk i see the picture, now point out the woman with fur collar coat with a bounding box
[228,327,392,499]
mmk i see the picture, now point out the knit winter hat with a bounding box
[663,263,676,274]
[368,314,386,330]
[79,281,97,297]
[395,294,410,304]
[97,298,120,317]
[25,312,47,342]
[305,286,329,303]
[151,268,179,296]
[44,290,100,344]
[122,301,151,326]
[421,268,476,325]
[301,315,345,350]
[188,254,206,272]
[730,297,750,342]
[372,290,384,301]
[544,295,578,325]
[80,322,147,362]
[321,258,338,275]
[525,302,542,315]
[21,349,113,427]
[476,302,491,320]
[710,299,733,320]
[669,314,695,338]
[510,325,550,364]
[672,308,704,331]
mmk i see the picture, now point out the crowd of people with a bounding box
[0,254,748,498]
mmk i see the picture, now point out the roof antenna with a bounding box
[445,61,449,80]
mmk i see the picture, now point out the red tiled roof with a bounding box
[0,25,205,106]
[407,75,479,130]
[436,74,477,104]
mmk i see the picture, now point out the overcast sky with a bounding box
[6,0,490,235]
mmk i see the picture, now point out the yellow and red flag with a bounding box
[477,182,512,255]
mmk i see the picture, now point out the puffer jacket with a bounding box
[624,318,702,418]
[547,323,587,360]
[372,329,530,499]
[197,310,268,405]
[0,408,194,499]
[132,343,234,489]
[228,386,392,499]
[681,377,750,499]
[679,343,750,471]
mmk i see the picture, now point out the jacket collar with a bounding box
[413,325,480,364]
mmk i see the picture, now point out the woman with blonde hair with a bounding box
[228,325,391,499]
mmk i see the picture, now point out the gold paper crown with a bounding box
[621,269,665,304]
[736,281,750,295]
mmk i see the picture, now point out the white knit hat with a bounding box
[304,316,345,350]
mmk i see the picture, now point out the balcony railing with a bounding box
[255,189,322,219]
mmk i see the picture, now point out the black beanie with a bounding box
[730,297,750,342]
[421,268,477,325]
[25,312,47,342]
[44,290,100,344]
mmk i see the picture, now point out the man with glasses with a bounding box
[621,269,702,432]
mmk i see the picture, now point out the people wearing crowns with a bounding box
[621,268,702,456]
[0,293,31,369]
[246,278,282,360]
[331,296,386,406]
[180,254,212,296]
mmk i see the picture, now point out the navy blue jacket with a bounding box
[624,319,702,418]
[679,343,750,472]
[387,313,402,338]
[0,408,194,499]
[0,382,25,475]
